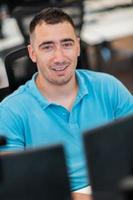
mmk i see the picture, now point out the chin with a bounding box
[53,76,73,86]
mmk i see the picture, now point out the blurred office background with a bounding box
[0,0,133,100]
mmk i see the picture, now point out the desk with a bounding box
[81,6,133,45]
[81,4,133,71]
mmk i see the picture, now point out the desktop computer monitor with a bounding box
[0,144,71,200]
[83,114,133,200]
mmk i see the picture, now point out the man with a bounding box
[0,7,133,200]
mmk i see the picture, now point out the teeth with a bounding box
[52,66,67,71]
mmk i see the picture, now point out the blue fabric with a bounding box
[0,69,133,191]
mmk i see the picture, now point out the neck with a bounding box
[36,73,78,110]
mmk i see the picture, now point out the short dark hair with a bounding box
[29,7,76,34]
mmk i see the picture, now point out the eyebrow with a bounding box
[38,41,54,48]
[61,38,75,43]
[38,38,75,48]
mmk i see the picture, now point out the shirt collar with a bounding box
[28,73,50,110]
[28,70,89,109]
[75,70,89,104]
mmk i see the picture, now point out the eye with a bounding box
[41,44,54,52]
[62,41,74,49]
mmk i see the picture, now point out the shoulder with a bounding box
[0,81,33,113]
[76,69,121,89]
[76,69,117,80]
[76,69,133,101]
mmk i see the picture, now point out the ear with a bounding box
[77,37,80,57]
[27,44,37,63]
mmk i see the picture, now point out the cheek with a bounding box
[76,45,80,57]
[71,50,79,62]
[39,52,53,62]
[36,53,46,63]
[73,45,80,57]
[36,54,52,70]
[65,48,79,59]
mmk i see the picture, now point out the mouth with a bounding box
[51,65,69,72]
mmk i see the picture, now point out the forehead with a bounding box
[31,21,77,43]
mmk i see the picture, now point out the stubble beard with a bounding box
[45,72,75,86]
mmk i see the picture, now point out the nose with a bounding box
[53,46,65,62]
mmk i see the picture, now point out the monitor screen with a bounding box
[0,144,71,200]
[83,114,133,200]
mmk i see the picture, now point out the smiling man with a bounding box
[28,17,80,109]
[0,7,133,200]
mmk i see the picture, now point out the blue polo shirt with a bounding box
[0,70,133,191]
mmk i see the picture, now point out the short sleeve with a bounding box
[0,105,25,152]
[112,77,133,118]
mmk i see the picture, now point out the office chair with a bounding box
[0,87,11,101]
[4,45,37,92]
[4,41,90,92]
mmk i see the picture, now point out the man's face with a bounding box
[28,21,80,86]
